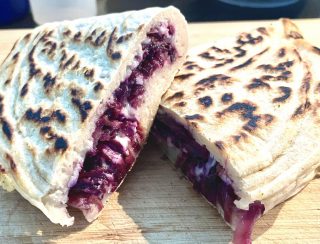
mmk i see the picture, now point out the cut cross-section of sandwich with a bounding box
[152,19,320,243]
[0,6,188,226]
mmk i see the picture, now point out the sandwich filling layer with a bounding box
[68,23,177,220]
[152,110,265,244]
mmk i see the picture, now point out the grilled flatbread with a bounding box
[0,7,188,226]
[152,19,320,243]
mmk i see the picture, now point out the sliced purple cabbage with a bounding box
[152,111,265,244]
[68,24,177,217]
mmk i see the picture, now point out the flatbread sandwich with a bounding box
[0,7,188,226]
[152,19,320,243]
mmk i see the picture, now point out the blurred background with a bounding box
[0,0,319,28]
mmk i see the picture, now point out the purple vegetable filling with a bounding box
[68,24,177,216]
[152,111,265,244]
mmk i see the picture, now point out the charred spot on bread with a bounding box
[72,60,80,70]
[233,132,248,143]
[288,31,303,39]
[211,46,231,53]
[43,72,56,91]
[23,33,31,41]
[185,114,204,120]
[183,61,194,65]
[43,41,57,57]
[106,27,118,58]
[217,102,264,132]
[186,64,203,70]
[84,68,95,79]
[312,46,320,55]
[215,141,225,151]
[62,54,76,70]
[5,153,16,171]
[258,60,294,72]
[247,78,271,90]
[25,108,65,124]
[221,102,256,117]
[25,108,44,123]
[237,33,263,46]
[166,91,184,101]
[292,100,311,118]
[116,33,133,44]
[1,119,13,142]
[221,93,233,103]
[28,47,41,79]
[54,137,68,152]
[198,96,213,107]
[230,58,254,71]
[175,73,194,81]
[262,114,274,125]
[273,86,291,103]
[234,46,246,58]
[233,135,241,142]
[94,30,107,46]
[111,52,121,60]
[29,63,41,79]
[20,83,28,97]
[214,59,234,68]
[73,31,82,41]
[53,110,66,123]
[71,98,92,122]
[231,48,268,71]
[282,70,292,76]
[243,115,261,132]
[60,50,67,63]
[278,48,286,58]
[199,52,215,60]
[85,35,93,43]
[174,101,186,107]
[257,27,268,36]
[70,88,81,97]
[93,82,103,92]
[115,35,124,44]
[39,31,52,43]
[40,126,51,135]
[300,71,311,94]
[293,49,303,62]
[196,74,231,87]
[12,52,19,62]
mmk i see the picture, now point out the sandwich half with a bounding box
[0,7,188,226]
[152,19,320,243]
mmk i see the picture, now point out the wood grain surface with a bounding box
[0,19,319,244]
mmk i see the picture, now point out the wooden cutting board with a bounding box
[0,19,319,244]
